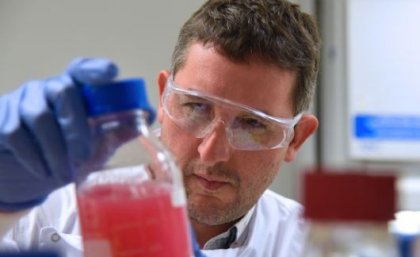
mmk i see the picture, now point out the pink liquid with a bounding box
[77,182,192,257]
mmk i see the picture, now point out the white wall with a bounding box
[0,0,205,106]
[0,0,318,200]
[319,0,420,210]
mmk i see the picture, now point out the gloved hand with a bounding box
[0,58,118,211]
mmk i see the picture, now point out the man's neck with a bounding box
[192,219,237,248]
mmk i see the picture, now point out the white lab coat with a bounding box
[0,184,306,257]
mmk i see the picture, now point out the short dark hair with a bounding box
[171,0,321,115]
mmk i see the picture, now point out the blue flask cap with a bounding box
[81,78,156,124]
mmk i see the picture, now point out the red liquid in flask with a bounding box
[77,182,192,257]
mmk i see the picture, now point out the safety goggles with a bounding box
[162,77,302,151]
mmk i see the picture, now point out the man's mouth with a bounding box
[194,174,230,191]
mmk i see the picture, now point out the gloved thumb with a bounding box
[67,57,119,85]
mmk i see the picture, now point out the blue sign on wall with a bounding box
[355,115,420,141]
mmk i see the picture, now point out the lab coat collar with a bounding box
[204,206,256,250]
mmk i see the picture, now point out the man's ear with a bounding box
[284,114,318,162]
[157,70,170,123]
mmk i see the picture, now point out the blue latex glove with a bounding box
[0,58,118,211]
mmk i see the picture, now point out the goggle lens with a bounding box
[162,78,300,151]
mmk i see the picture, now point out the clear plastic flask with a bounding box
[76,78,193,257]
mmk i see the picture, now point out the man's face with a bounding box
[157,43,304,226]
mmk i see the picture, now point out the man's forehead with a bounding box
[173,43,297,117]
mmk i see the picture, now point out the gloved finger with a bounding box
[44,75,91,163]
[67,57,119,85]
[0,85,53,178]
[20,80,73,182]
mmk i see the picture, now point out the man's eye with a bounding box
[181,102,211,115]
[237,117,268,130]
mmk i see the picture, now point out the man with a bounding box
[0,0,320,256]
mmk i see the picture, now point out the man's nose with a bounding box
[197,120,232,165]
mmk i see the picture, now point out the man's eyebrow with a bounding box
[178,84,277,118]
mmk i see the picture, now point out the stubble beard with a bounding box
[183,160,253,226]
